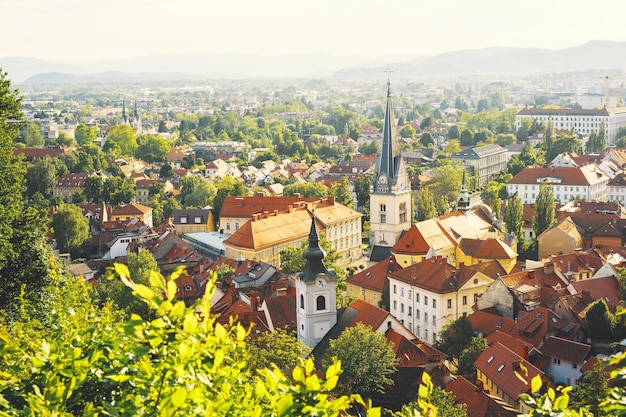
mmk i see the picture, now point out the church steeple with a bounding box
[121,100,128,124]
[299,216,336,283]
[377,77,397,181]
[457,169,471,213]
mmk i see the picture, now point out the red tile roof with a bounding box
[112,203,153,216]
[13,146,70,159]
[392,224,431,254]
[474,342,544,401]
[467,311,516,338]
[390,257,484,295]
[347,299,391,329]
[263,295,297,331]
[508,165,606,186]
[539,336,590,364]
[56,173,90,188]
[346,256,401,292]
[220,195,320,218]
[444,376,518,417]
[571,276,622,313]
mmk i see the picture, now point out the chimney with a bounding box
[476,380,483,392]
[544,262,554,275]
[250,290,259,311]
[523,344,530,360]
[294,193,301,198]
[276,288,287,297]
[327,195,335,205]
[256,192,264,197]
[528,270,536,279]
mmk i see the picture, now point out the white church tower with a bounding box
[296,216,338,349]
[369,77,412,261]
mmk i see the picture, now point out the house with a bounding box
[167,146,194,168]
[539,336,591,386]
[536,217,583,260]
[53,173,91,202]
[13,146,71,160]
[134,179,174,205]
[450,144,508,188]
[64,262,96,283]
[506,165,609,205]
[223,196,362,267]
[387,256,495,344]
[111,203,154,227]
[100,218,155,260]
[444,376,518,417]
[172,208,215,234]
[345,256,402,309]
[474,342,545,414]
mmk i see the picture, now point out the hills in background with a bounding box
[1,40,626,84]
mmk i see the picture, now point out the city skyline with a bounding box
[4,0,626,63]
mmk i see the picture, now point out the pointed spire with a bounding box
[457,169,471,212]
[299,216,336,282]
[377,74,396,180]
[121,99,127,124]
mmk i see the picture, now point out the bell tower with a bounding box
[296,216,338,348]
[369,76,412,260]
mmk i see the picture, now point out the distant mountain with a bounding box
[333,40,626,79]
[2,41,626,84]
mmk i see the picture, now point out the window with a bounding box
[474,293,478,303]
[433,333,436,343]
[180,216,188,224]
[393,285,397,294]
[447,299,452,309]
[393,300,397,310]
[573,363,577,369]
[462,295,467,305]
[235,222,240,230]
[401,304,404,313]
[361,288,365,297]
[432,299,436,308]
[226,221,231,231]
[408,306,412,316]
[425,329,428,340]
[194,216,202,223]
[380,204,386,212]
[408,290,412,300]
[416,293,420,303]
[554,358,561,365]
[316,295,326,311]
[381,214,386,224]
[424,296,428,305]
[401,287,404,297]
[300,294,304,309]
[433,316,436,325]
[425,312,429,323]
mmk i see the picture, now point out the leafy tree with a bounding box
[135,134,170,162]
[247,327,312,374]
[420,132,434,147]
[159,162,174,178]
[547,134,581,162]
[50,203,90,257]
[427,162,464,209]
[0,69,52,317]
[284,181,328,198]
[75,124,99,146]
[185,180,217,208]
[570,362,610,416]
[82,175,103,203]
[359,141,380,156]
[25,157,57,199]
[329,177,354,209]
[448,125,460,139]
[505,191,523,239]
[353,174,372,211]
[507,154,526,176]
[279,237,340,277]
[21,121,44,147]
[2,263,376,416]
[104,124,137,156]
[585,299,615,341]
[213,176,248,220]
[459,129,474,146]
[456,336,488,379]
[400,124,416,139]
[490,195,501,219]
[532,181,556,238]
[444,140,461,155]
[432,386,468,417]
[416,188,436,222]
[322,322,397,397]
[434,316,473,366]
[102,176,136,206]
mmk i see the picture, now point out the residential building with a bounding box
[444,376,518,417]
[135,178,174,205]
[369,80,412,261]
[172,208,215,234]
[451,144,508,188]
[166,146,194,168]
[506,165,610,204]
[222,196,361,267]
[53,173,91,202]
[345,256,402,309]
[516,106,626,144]
[539,336,591,386]
[191,140,253,161]
[387,256,495,343]
[111,203,154,227]
[536,217,583,259]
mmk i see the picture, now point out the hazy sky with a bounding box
[4,0,626,62]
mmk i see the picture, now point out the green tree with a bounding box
[21,121,44,147]
[353,174,372,211]
[448,125,460,139]
[507,154,526,176]
[329,177,354,209]
[82,175,103,203]
[322,322,397,397]
[444,140,461,155]
[213,176,248,221]
[185,180,217,208]
[532,181,556,239]
[459,129,474,146]
[400,124,416,139]
[247,327,312,374]
[284,181,328,198]
[432,386,468,417]
[359,141,380,156]
[159,162,174,178]
[102,176,135,206]
[104,124,137,156]
[75,124,99,146]
[585,299,615,341]
[0,69,52,317]
[505,191,523,239]
[434,316,473,366]
[25,157,57,199]
[456,336,488,379]
[427,162,464,209]
[420,132,434,147]
[570,362,610,416]
[416,188,436,221]
[50,203,90,257]
[135,134,171,162]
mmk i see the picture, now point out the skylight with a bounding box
[487,356,494,363]
[497,364,505,372]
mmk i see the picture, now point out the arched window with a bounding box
[316,295,326,311]
[300,294,304,309]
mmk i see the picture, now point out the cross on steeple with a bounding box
[384,65,393,95]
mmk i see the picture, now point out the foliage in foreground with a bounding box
[0,261,442,416]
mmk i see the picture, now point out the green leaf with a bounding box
[114,263,130,279]
[170,386,188,408]
[133,283,155,300]
[292,364,304,383]
[183,313,198,334]
[553,392,569,410]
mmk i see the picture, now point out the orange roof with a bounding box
[112,203,153,216]
[346,256,401,292]
[347,299,391,329]
[445,376,518,417]
[220,195,320,218]
[539,336,590,364]
[459,238,517,260]
[392,224,430,254]
[389,257,483,295]
[467,310,516,337]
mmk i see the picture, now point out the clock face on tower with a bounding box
[378,174,387,185]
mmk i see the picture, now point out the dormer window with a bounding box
[180,216,188,224]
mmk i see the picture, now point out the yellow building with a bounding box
[223,197,361,267]
[172,208,215,234]
[345,257,402,308]
[111,203,153,227]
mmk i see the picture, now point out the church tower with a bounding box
[296,216,338,349]
[369,78,412,261]
[121,100,129,125]
[457,170,471,213]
